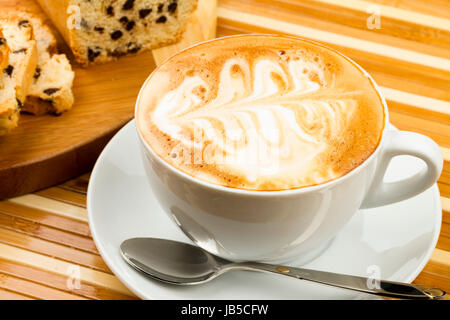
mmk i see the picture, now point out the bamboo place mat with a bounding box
[1,0,450,300]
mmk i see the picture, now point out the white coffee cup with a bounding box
[135,37,443,264]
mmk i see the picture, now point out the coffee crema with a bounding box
[136,35,385,191]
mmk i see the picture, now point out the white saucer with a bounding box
[87,120,442,300]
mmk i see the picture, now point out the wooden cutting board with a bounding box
[0,0,217,199]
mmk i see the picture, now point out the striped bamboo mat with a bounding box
[0,0,449,299]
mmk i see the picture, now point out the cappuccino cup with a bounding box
[135,35,443,264]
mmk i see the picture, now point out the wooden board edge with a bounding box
[0,120,128,200]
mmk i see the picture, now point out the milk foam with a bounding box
[137,36,384,190]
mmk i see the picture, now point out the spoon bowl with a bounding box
[121,238,227,284]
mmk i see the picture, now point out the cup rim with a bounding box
[135,34,389,197]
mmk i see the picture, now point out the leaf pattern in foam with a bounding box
[153,57,357,174]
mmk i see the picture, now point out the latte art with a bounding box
[137,35,385,190]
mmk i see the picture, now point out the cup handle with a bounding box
[360,130,443,209]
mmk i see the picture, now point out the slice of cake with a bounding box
[1,16,38,104]
[0,28,15,135]
[14,12,75,115]
[0,14,38,134]
[36,0,198,65]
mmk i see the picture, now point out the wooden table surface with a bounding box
[0,0,449,300]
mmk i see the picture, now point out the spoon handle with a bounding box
[234,262,445,299]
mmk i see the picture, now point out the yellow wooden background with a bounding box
[0,0,449,299]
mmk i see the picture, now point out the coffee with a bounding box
[136,35,385,191]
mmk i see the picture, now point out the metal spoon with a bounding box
[120,237,445,299]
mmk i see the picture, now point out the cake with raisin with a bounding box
[0,14,38,134]
[0,27,12,134]
[36,0,198,65]
[13,12,75,115]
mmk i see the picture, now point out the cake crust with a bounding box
[0,28,9,72]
